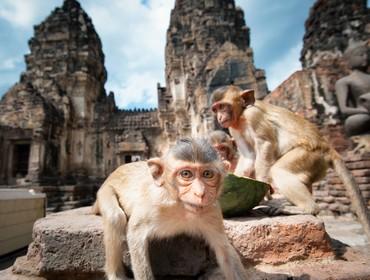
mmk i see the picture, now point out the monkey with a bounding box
[210,85,370,239]
[209,130,274,200]
[351,135,370,155]
[92,138,247,280]
[209,130,239,173]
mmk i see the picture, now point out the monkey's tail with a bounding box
[330,148,370,240]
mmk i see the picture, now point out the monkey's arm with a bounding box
[203,221,246,280]
[230,129,255,178]
[126,216,155,280]
[254,139,276,183]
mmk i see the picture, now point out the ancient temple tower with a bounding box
[0,0,164,188]
[301,0,369,69]
[267,0,369,126]
[0,0,108,184]
[299,0,369,118]
[158,0,268,141]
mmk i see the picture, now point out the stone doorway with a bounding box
[12,142,31,178]
[123,155,142,164]
[124,155,132,163]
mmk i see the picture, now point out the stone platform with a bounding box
[2,207,370,279]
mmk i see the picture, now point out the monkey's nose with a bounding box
[193,180,205,198]
[193,189,206,203]
[194,190,205,199]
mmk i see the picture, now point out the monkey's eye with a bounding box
[180,170,193,179]
[211,104,219,113]
[203,170,214,179]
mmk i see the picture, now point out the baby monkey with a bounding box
[93,138,246,280]
[209,130,273,199]
[209,130,239,173]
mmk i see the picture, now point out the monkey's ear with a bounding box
[240,89,255,107]
[147,158,165,186]
[222,160,231,172]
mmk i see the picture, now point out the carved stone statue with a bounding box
[335,42,370,136]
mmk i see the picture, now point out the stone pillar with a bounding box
[26,130,46,184]
[6,141,14,185]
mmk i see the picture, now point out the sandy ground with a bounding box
[320,215,369,248]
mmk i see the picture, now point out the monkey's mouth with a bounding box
[183,202,205,213]
[219,120,231,128]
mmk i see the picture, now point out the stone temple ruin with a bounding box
[160,0,268,140]
[0,0,368,216]
[1,0,370,279]
[0,0,162,190]
[0,0,268,211]
[0,0,369,219]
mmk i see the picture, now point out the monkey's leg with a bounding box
[126,224,154,280]
[270,149,321,215]
[204,229,246,280]
[270,168,318,214]
[99,186,129,280]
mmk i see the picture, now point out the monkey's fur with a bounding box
[93,138,246,280]
[211,86,370,239]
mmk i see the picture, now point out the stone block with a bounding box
[359,184,370,191]
[12,208,105,279]
[328,190,347,197]
[317,196,335,203]
[352,169,370,177]
[313,190,329,197]
[10,207,334,280]
[224,215,333,265]
[346,160,370,170]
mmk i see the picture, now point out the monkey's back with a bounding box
[98,161,155,217]
[254,101,330,153]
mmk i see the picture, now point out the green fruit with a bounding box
[219,173,269,217]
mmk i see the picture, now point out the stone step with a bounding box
[3,207,370,279]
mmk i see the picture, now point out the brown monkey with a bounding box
[93,138,246,280]
[211,85,370,239]
[209,130,274,199]
[209,130,239,173]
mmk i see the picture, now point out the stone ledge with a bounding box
[225,215,333,264]
[6,207,336,279]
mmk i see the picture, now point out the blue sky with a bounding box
[0,0,315,109]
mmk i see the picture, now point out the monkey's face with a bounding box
[211,102,234,128]
[213,143,231,161]
[170,160,221,213]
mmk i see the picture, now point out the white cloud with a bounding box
[266,42,302,91]
[0,0,51,28]
[110,72,159,109]
[0,57,20,70]
[84,0,172,108]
